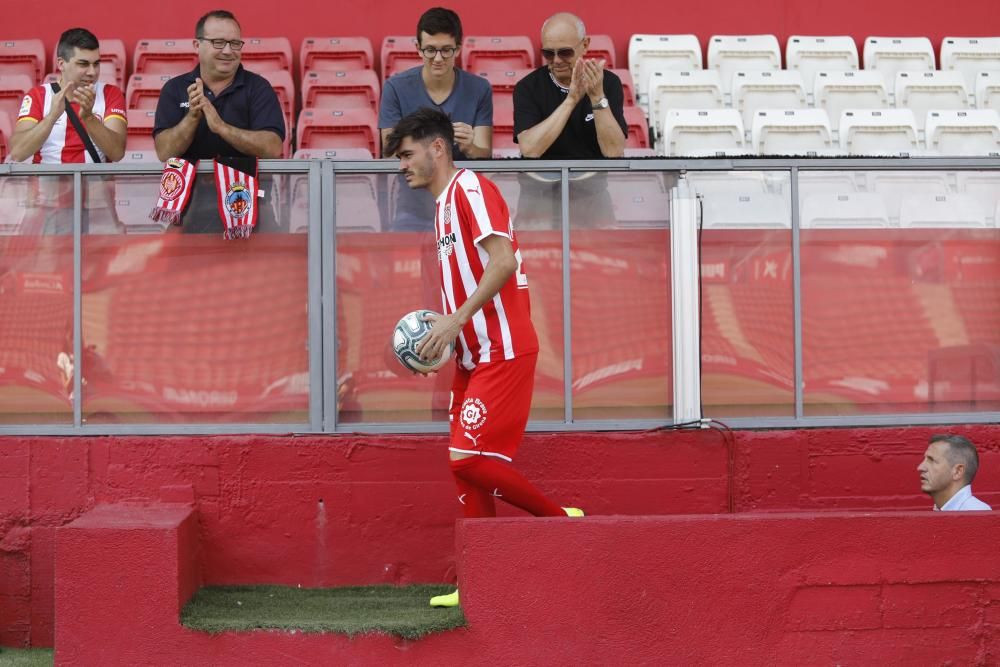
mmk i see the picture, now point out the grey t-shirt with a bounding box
[378,66,493,159]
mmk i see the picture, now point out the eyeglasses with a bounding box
[541,41,583,61]
[419,46,458,59]
[199,38,245,51]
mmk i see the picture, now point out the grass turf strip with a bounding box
[181,584,465,640]
[0,648,54,667]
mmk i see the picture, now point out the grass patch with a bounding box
[0,648,54,667]
[181,584,465,640]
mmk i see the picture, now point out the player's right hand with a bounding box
[186,79,205,118]
[46,82,74,122]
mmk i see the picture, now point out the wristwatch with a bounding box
[593,97,610,110]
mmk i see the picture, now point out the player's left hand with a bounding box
[581,58,606,103]
[72,84,96,120]
[199,96,226,133]
[416,312,461,362]
[453,122,474,155]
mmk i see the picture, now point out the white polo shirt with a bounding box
[935,485,992,511]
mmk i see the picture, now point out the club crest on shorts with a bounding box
[460,397,488,431]
[158,160,185,201]
[225,183,253,219]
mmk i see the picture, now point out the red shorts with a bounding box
[448,353,537,462]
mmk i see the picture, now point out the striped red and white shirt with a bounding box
[16,82,127,163]
[435,168,538,370]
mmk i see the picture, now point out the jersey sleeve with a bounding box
[605,72,628,137]
[377,77,402,129]
[16,86,45,124]
[473,76,493,127]
[153,77,186,137]
[248,77,286,139]
[512,75,542,140]
[103,85,127,124]
[458,177,511,245]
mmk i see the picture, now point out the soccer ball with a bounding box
[391,310,453,374]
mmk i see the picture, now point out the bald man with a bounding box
[513,12,626,159]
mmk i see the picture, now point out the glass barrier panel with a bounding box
[569,170,673,420]
[695,171,795,417]
[801,169,1000,415]
[79,172,310,424]
[0,175,75,424]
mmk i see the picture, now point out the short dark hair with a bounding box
[196,10,241,39]
[931,434,980,485]
[416,7,462,45]
[385,107,455,157]
[56,28,99,62]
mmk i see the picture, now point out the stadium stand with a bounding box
[685,171,768,195]
[301,70,379,110]
[700,191,791,228]
[293,148,373,159]
[926,110,1000,156]
[940,37,1000,94]
[300,37,373,78]
[785,35,859,98]
[240,37,293,72]
[132,39,198,75]
[475,68,531,108]
[260,69,295,154]
[839,109,919,155]
[814,70,891,136]
[707,35,782,95]
[627,34,702,110]
[125,109,157,151]
[0,74,32,131]
[380,35,421,81]
[863,36,935,92]
[976,71,1000,111]
[611,69,637,107]
[893,70,969,135]
[796,170,861,198]
[0,113,9,162]
[0,39,45,83]
[751,109,833,155]
[492,100,516,150]
[801,192,891,228]
[731,70,808,127]
[957,171,1000,222]
[583,34,616,67]
[125,73,173,110]
[623,105,651,148]
[295,108,378,155]
[648,70,725,136]
[659,109,745,156]
[868,171,950,221]
[461,35,535,71]
[899,193,989,227]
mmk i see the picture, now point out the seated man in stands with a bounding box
[918,434,992,511]
[379,7,492,231]
[11,28,127,233]
[153,9,285,232]
[512,12,627,229]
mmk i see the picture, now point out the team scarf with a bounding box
[149,156,259,239]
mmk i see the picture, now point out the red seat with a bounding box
[475,68,532,108]
[0,39,45,83]
[584,34,616,68]
[241,37,292,72]
[125,109,157,151]
[257,69,294,157]
[119,149,160,162]
[301,70,379,111]
[0,113,10,162]
[293,147,373,160]
[0,74,32,132]
[55,38,126,88]
[493,100,516,149]
[125,73,173,110]
[296,108,378,155]
[611,68,637,107]
[623,106,650,148]
[133,39,198,75]
[461,35,535,72]
[300,36,373,78]
[380,35,421,81]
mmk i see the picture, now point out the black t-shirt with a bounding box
[513,66,628,159]
[153,65,285,161]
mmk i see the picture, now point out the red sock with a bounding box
[450,457,564,517]
[453,476,496,518]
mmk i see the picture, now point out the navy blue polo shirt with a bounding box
[153,64,285,161]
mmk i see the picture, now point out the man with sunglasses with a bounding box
[513,12,626,159]
[154,9,285,164]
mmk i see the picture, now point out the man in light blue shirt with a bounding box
[918,434,992,511]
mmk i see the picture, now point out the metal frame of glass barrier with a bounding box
[1,158,999,435]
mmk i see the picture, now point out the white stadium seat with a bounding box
[647,70,724,135]
[925,109,1000,156]
[684,171,768,196]
[732,70,808,127]
[660,109,746,156]
[839,109,919,155]
[868,172,950,222]
[940,37,1000,95]
[700,192,791,229]
[894,71,969,134]
[751,108,833,155]
[628,34,702,111]
[707,35,781,95]
[899,193,989,228]
[863,36,935,88]
[785,36,859,97]
[797,171,863,200]
[976,71,1000,111]
[801,192,891,228]
[814,70,890,135]
[957,172,1000,223]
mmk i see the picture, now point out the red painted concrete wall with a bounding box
[3,0,998,75]
[2,424,999,648]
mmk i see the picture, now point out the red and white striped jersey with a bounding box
[435,168,538,370]
[16,82,127,163]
